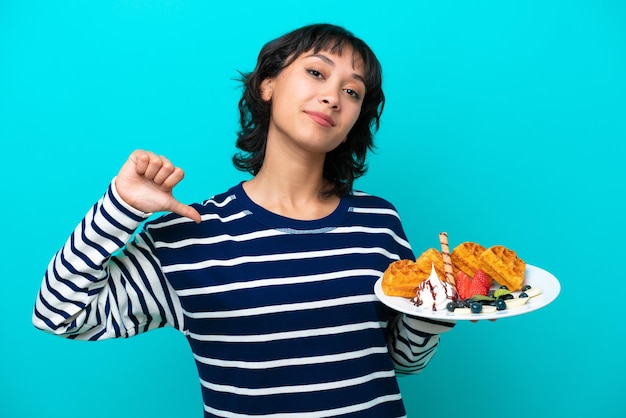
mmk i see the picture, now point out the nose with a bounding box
[319,90,340,109]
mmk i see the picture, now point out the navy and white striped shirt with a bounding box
[33,180,454,417]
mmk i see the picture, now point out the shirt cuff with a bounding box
[403,314,456,335]
[110,176,153,219]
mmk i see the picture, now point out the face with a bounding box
[260,47,366,158]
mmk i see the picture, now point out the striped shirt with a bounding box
[33,180,455,418]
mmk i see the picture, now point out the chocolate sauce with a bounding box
[412,276,456,311]
[413,280,439,311]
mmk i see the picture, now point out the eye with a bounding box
[307,69,324,78]
[344,88,361,100]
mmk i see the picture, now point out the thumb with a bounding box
[168,200,202,224]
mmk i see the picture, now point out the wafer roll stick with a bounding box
[439,232,455,285]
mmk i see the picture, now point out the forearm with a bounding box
[32,180,181,340]
[387,314,455,374]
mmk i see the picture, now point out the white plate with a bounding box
[374,264,560,321]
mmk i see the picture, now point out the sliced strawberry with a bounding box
[470,269,491,296]
[469,279,488,297]
[473,269,491,291]
[455,271,472,300]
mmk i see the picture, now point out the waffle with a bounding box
[414,248,448,281]
[381,259,426,298]
[451,241,487,277]
[478,245,526,291]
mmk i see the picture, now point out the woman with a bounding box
[33,24,455,417]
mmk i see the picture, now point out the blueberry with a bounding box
[522,285,532,291]
[519,292,529,298]
[455,300,466,308]
[446,302,456,312]
[470,302,483,313]
[496,299,506,311]
[499,285,509,290]
[464,299,473,308]
[499,293,514,300]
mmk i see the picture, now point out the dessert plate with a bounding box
[374,264,560,321]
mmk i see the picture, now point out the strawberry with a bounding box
[469,269,491,296]
[455,271,472,300]
[468,279,488,297]
[473,269,491,291]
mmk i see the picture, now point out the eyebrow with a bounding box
[306,53,367,86]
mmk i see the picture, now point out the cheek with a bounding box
[345,105,363,128]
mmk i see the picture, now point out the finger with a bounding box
[152,156,176,185]
[130,150,151,175]
[161,167,186,190]
[169,200,202,224]
[143,153,164,180]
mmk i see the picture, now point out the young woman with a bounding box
[33,24,455,417]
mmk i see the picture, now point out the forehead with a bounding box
[298,46,365,73]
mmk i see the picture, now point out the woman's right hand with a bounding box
[115,150,202,223]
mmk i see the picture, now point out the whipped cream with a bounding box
[412,263,456,311]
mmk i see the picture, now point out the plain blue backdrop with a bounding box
[1,1,624,417]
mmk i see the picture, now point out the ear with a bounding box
[260,78,274,102]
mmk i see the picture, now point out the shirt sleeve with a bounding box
[386,314,455,374]
[32,179,185,340]
[380,203,456,374]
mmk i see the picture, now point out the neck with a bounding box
[242,149,340,221]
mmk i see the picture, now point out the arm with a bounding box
[32,181,182,339]
[387,314,455,374]
[32,150,200,340]
[380,209,456,373]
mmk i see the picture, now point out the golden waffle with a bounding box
[478,245,526,291]
[414,248,447,281]
[381,259,427,298]
[451,241,486,277]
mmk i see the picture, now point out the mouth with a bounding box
[305,111,336,127]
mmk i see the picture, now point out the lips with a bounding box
[305,111,335,127]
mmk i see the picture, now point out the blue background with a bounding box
[1,1,624,417]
